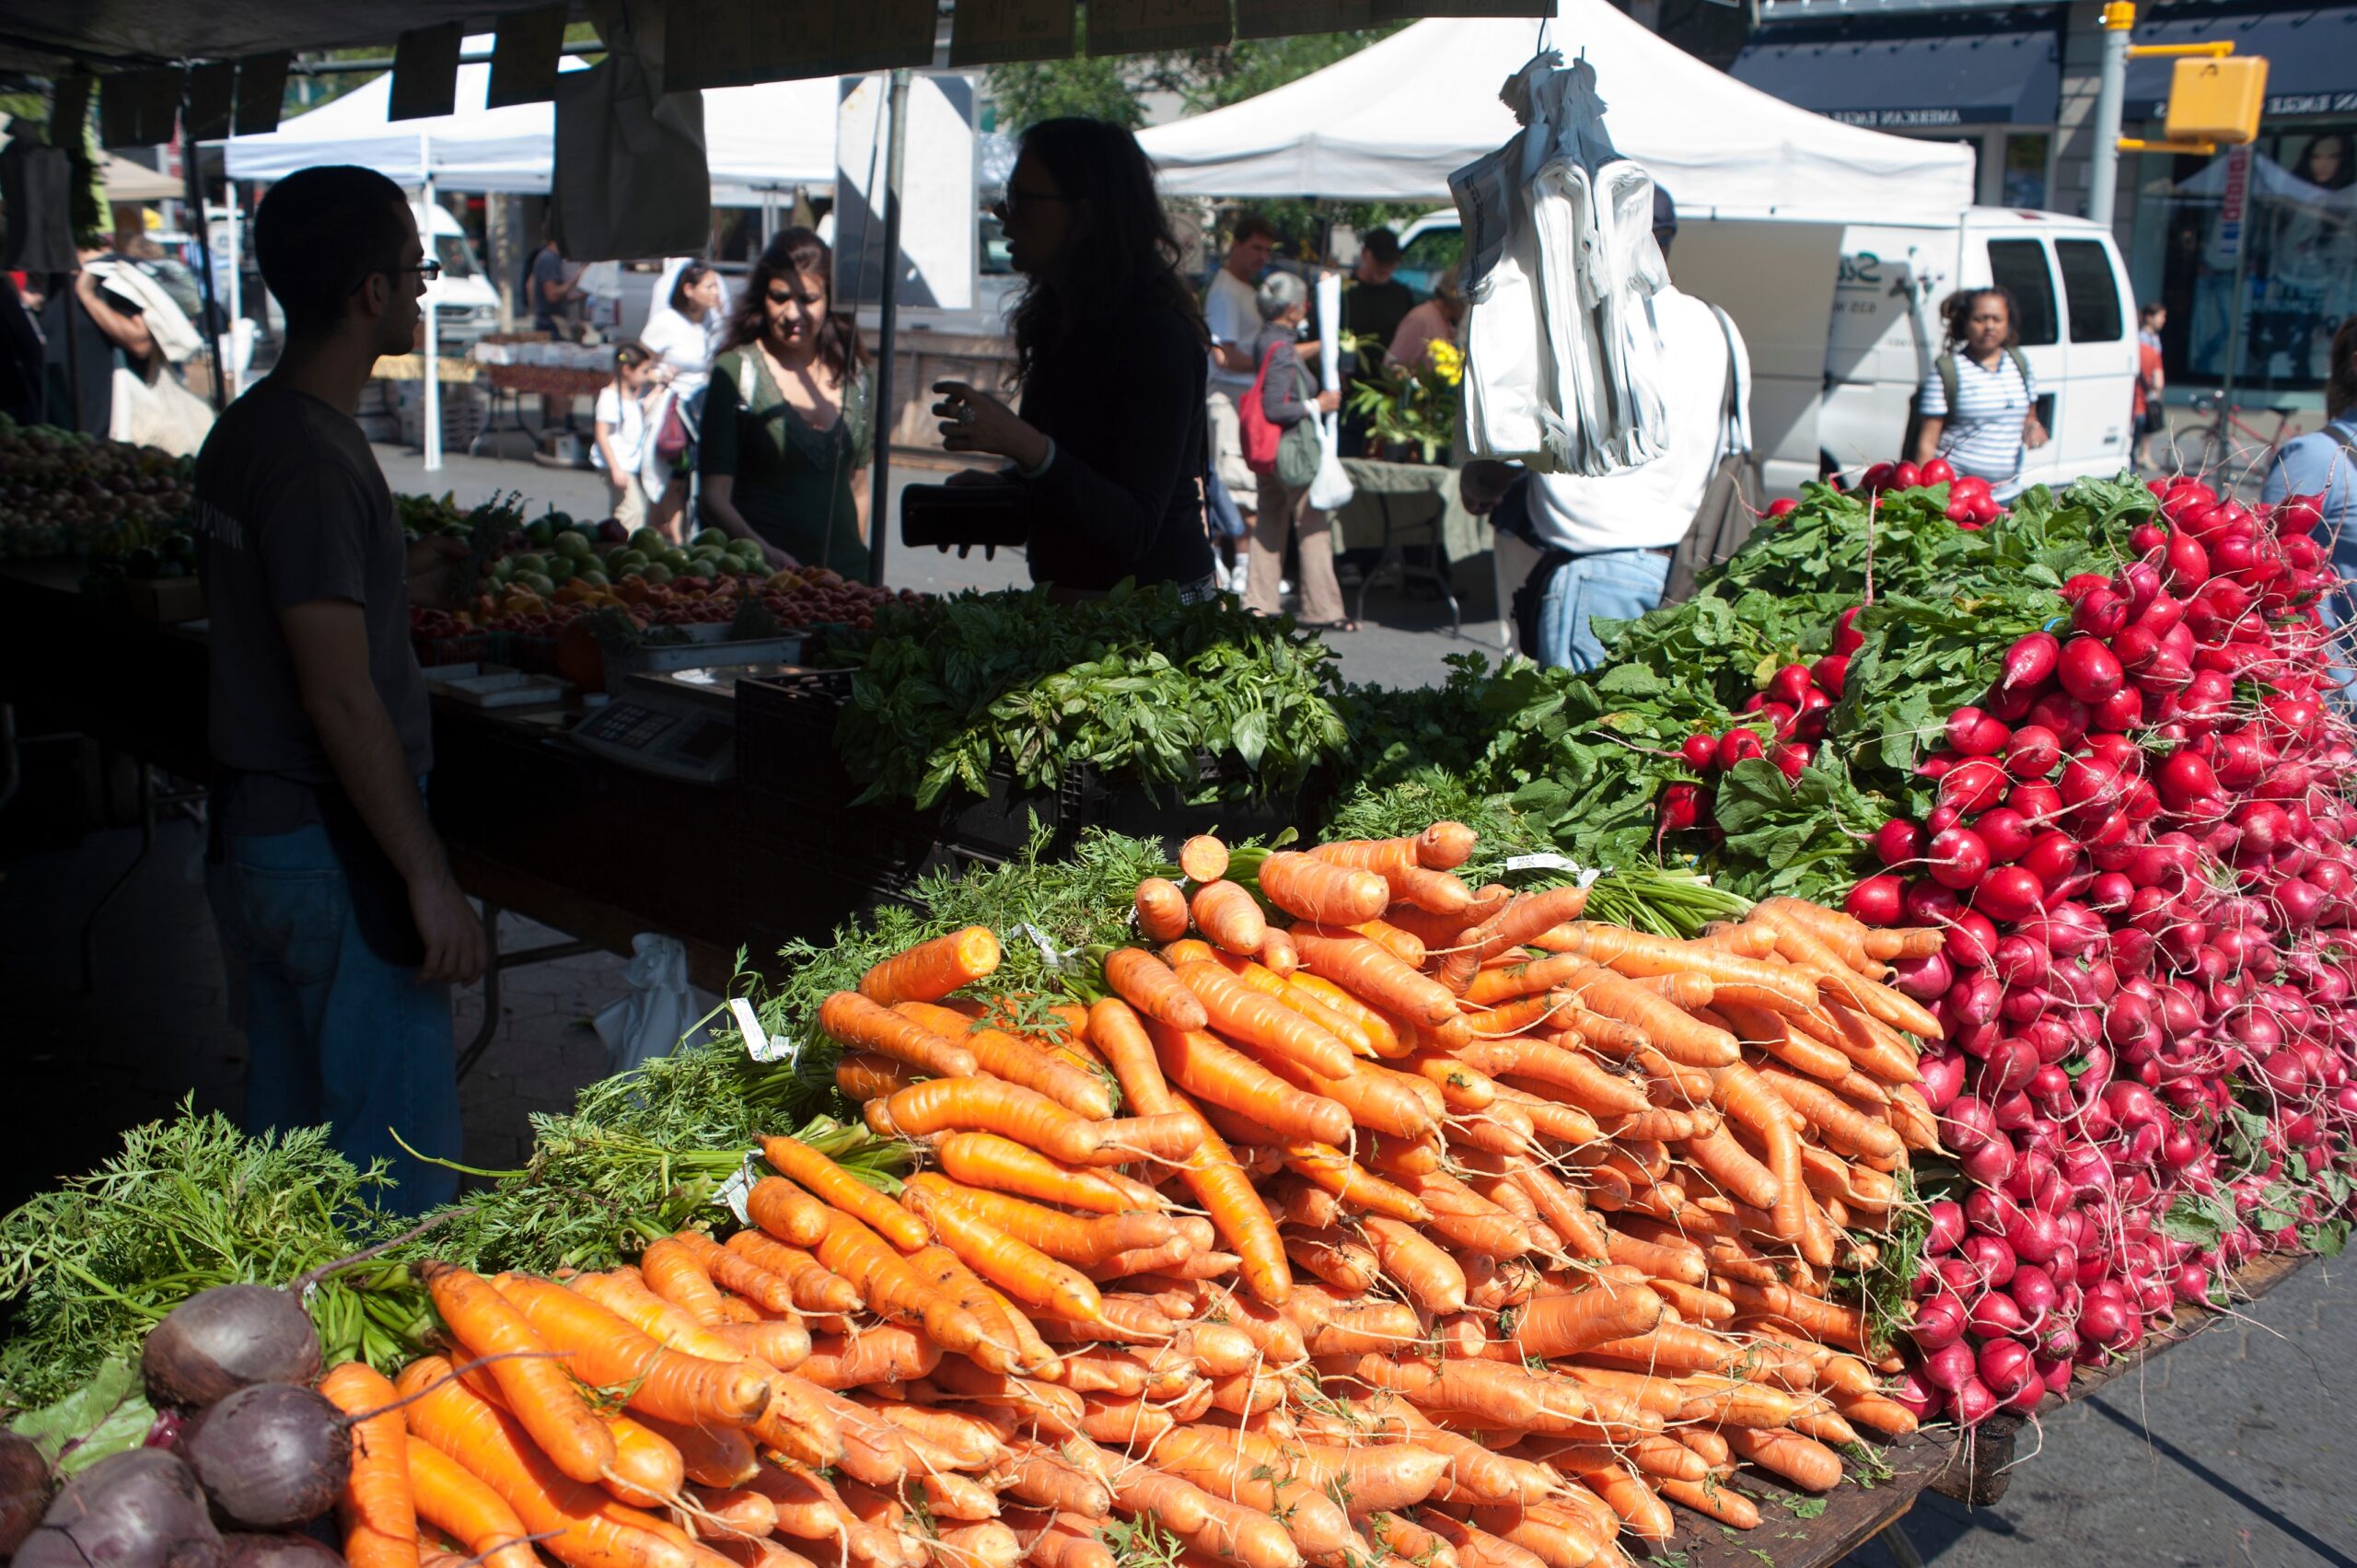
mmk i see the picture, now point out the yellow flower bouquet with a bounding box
[1345,333,1463,464]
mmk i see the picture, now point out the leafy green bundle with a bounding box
[830,582,1351,809]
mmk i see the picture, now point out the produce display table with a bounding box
[0,563,749,999]
[1332,457,1492,633]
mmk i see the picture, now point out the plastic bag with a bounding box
[592,933,715,1076]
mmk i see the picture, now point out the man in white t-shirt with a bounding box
[1203,215,1281,560]
[1462,190,1752,670]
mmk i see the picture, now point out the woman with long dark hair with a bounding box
[699,227,872,575]
[1911,285,2048,498]
[930,117,1216,594]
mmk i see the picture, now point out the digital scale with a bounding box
[568,664,796,784]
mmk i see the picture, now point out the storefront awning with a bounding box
[2125,6,2357,119]
[1730,18,2062,129]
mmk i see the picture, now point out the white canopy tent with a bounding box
[1137,0,1975,223]
[220,46,841,203]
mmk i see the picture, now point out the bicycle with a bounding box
[2171,389,2306,496]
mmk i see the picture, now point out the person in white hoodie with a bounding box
[1463,188,1750,670]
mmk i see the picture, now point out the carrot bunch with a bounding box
[357,835,1945,1568]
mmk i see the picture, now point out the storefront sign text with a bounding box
[2217,144,2249,261]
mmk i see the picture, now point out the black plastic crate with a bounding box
[735,668,857,809]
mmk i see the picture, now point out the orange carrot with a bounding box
[662,1231,794,1318]
[902,1173,1173,1264]
[1256,850,1388,926]
[1459,886,1594,967]
[1504,1278,1665,1359]
[903,1184,1110,1324]
[492,1272,773,1430]
[629,1415,756,1491]
[895,1003,1117,1120]
[1550,924,1818,1011]
[1281,1144,1430,1222]
[421,1264,616,1487]
[402,1439,540,1568]
[638,1237,731,1328]
[723,1231,862,1316]
[838,1052,926,1101]
[1190,880,1267,955]
[1557,964,1740,1066]
[1179,835,1230,883]
[934,1132,1148,1216]
[871,1076,1113,1166]
[1726,1427,1841,1492]
[1655,1476,1760,1529]
[746,1176,834,1249]
[1148,1019,1353,1145]
[1289,930,1458,1028]
[1174,961,1360,1078]
[820,991,980,1078]
[1088,998,1290,1306]
[1360,1215,1468,1314]
[861,925,1003,1005]
[1137,877,1192,942]
[798,1326,944,1388]
[320,1362,419,1568]
[1104,947,1212,1032]
[761,1134,928,1249]
[1459,1038,1649,1116]
[1286,973,1407,1057]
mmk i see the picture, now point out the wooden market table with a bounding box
[0,561,748,1016]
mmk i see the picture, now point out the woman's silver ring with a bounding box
[956,404,978,426]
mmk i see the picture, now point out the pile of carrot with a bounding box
[337,823,1948,1568]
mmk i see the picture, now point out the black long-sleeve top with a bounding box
[1015,301,1216,594]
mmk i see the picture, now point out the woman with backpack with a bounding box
[1912,285,2048,498]
[1242,271,1350,630]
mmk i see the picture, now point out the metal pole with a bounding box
[180,124,229,413]
[2088,1,2134,229]
[865,67,911,590]
[423,157,444,473]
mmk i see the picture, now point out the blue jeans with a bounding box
[1537,547,1672,672]
[205,819,463,1214]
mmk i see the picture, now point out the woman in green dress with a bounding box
[699,227,874,578]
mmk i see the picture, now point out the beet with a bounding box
[0,1432,52,1558]
[15,1448,222,1568]
[141,1285,322,1412]
[222,1535,348,1568]
[180,1386,352,1531]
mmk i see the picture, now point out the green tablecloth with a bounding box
[1331,458,1491,568]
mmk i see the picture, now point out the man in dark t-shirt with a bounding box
[192,164,482,1214]
[1341,230,1415,458]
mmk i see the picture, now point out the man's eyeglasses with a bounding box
[349,259,443,295]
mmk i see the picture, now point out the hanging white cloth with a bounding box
[1307,269,1354,513]
[1450,50,1674,476]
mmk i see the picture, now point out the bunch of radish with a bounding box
[1840,475,2357,1426]
[1659,610,1864,841]
[1853,457,2003,528]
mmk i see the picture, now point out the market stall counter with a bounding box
[0,560,916,1002]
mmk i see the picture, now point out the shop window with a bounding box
[2056,238,2123,343]
[2154,128,2357,393]
[2003,133,2050,209]
[1987,238,2061,345]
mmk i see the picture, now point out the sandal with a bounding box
[1301,619,1361,633]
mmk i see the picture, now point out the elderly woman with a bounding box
[1245,271,1346,630]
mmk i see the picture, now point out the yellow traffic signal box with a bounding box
[2165,55,2268,145]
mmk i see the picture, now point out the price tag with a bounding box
[1010,922,1071,971]
[1504,852,1580,874]
[713,1152,761,1224]
[731,997,794,1063]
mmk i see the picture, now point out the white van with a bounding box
[1396,207,2140,499]
[413,203,501,352]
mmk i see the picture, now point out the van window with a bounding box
[1396,226,1464,297]
[1986,238,2059,346]
[433,233,481,280]
[2055,238,2122,343]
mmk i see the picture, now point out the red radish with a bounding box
[1922,458,1957,484]
[1679,733,1717,771]
[1766,496,1800,519]
[1832,605,1865,655]
[1999,631,2061,691]
[1894,461,1922,489]
[1974,865,2046,923]
[1657,784,1705,832]
[1717,729,1765,770]
[1945,706,2011,757]
[1942,758,2012,815]
[1945,910,1999,969]
[1811,653,1850,697]
[1875,819,1925,866]
[1768,663,1814,705]
[2058,637,2126,703]
[1975,807,2035,864]
[1929,828,1992,890]
[2074,589,2131,638]
[1771,742,1814,781]
[1847,874,1906,925]
[2006,726,2062,780]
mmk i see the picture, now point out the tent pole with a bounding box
[180,117,229,414]
[423,152,443,473]
[865,66,910,589]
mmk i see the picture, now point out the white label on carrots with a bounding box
[1501,853,1604,889]
[1010,922,1070,971]
[714,1152,761,1224]
[731,997,791,1063]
